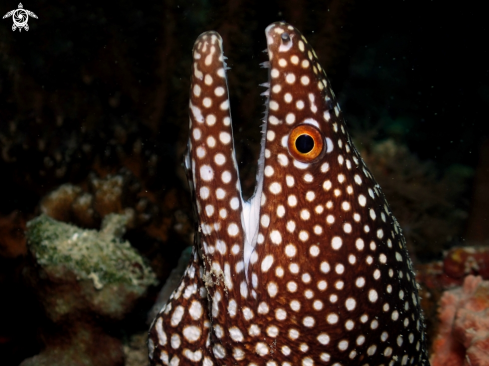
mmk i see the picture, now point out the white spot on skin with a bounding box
[230,197,239,210]
[332,236,342,250]
[288,195,297,207]
[369,289,378,302]
[317,333,330,345]
[286,175,295,187]
[206,136,216,148]
[327,313,338,324]
[229,327,243,342]
[270,230,282,244]
[205,205,214,216]
[183,325,202,342]
[171,306,185,326]
[356,277,365,287]
[275,308,287,320]
[220,100,229,110]
[285,244,297,257]
[214,153,225,165]
[216,188,226,200]
[310,245,320,257]
[346,298,356,311]
[286,113,295,124]
[219,132,231,144]
[171,333,181,349]
[303,316,315,327]
[359,194,367,206]
[221,171,231,183]
[200,165,214,181]
[227,223,239,237]
[200,186,209,199]
[286,220,296,232]
[326,137,334,152]
[338,340,349,351]
[289,329,299,339]
[287,282,298,293]
[299,231,309,241]
[320,261,330,273]
[203,97,212,108]
[214,86,225,96]
[261,255,274,272]
[277,205,286,217]
[300,209,310,220]
[286,73,296,84]
[269,182,282,194]
[277,153,289,166]
[204,74,213,85]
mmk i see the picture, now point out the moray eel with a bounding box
[148,21,430,366]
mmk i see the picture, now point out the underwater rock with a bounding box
[21,213,157,366]
[431,275,489,366]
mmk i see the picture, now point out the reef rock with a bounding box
[21,214,157,366]
[431,275,489,366]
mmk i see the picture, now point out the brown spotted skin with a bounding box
[148,22,430,366]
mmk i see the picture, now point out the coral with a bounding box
[431,275,489,366]
[40,170,148,229]
[416,246,489,347]
[444,247,489,280]
[358,139,469,261]
[21,214,157,366]
[417,246,489,291]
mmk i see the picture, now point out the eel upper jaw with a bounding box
[242,24,295,269]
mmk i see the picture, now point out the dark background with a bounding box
[0,0,488,364]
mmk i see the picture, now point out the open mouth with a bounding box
[185,22,336,277]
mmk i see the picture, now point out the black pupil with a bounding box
[281,32,290,42]
[295,134,314,154]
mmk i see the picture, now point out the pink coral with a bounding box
[431,275,489,366]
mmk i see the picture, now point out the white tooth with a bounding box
[259,82,270,88]
[260,90,270,96]
[260,61,270,69]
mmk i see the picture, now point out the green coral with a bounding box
[26,213,156,290]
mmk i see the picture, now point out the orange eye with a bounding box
[287,124,324,162]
